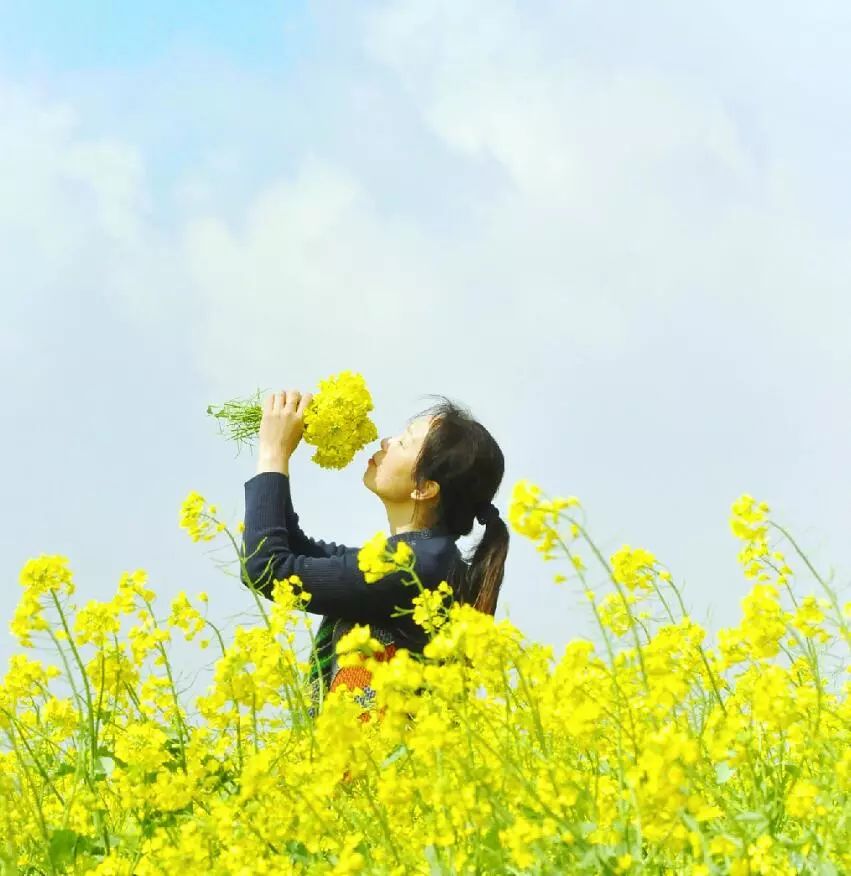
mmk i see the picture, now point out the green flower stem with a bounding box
[550,525,640,762]
[202,618,245,772]
[250,691,259,754]
[571,519,651,691]
[770,520,851,644]
[91,650,108,757]
[0,709,65,806]
[44,628,86,724]
[2,719,57,875]
[49,591,98,773]
[358,746,404,866]
[658,574,727,715]
[141,597,189,772]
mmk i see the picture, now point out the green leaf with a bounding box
[52,762,76,779]
[283,839,311,863]
[49,829,90,869]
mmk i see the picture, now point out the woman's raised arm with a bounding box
[240,471,422,620]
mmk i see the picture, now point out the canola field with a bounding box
[1,483,849,874]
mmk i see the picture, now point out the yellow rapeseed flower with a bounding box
[357,532,413,583]
[167,591,206,642]
[789,594,828,640]
[73,599,121,648]
[730,493,772,579]
[412,581,453,635]
[301,370,379,469]
[178,491,219,543]
[10,555,76,647]
[598,591,638,637]
[610,544,657,592]
[114,721,171,773]
[18,554,76,598]
[508,479,579,561]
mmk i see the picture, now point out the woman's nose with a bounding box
[380,437,389,451]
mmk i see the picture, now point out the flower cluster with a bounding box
[301,370,379,469]
[598,590,642,637]
[507,479,579,562]
[357,532,414,582]
[178,491,225,543]
[73,598,122,649]
[335,624,388,669]
[206,370,379,470]
[167,591,208,645]
[411,580,454,635]
[729,493,771,579]
[10,554,75,647]
[610,544,658,592]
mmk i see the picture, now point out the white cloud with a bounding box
[182,154,447,399]
[0,80,184,344]
[400,4,847,352]
[175,0,849,405]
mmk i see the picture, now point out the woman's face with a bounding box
[362,414,438,503]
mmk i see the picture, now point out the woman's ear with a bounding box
[411,480,440,502]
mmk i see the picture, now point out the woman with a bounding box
[240,388,509,721]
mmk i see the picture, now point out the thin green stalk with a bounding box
[659,574,728,716]
[0,709,65,807]
[2,721,57,876]
[769,521,850,644]
[570,520,650,690]
[49,592,98,773]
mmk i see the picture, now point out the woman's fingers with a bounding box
[284,388,301,409]
[297,392,313,417]
[267,389,309,413]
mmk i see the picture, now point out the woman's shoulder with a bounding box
[409,535,464,586]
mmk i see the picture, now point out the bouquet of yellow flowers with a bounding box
[207,370,378,469]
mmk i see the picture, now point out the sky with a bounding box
[2,1,850,705]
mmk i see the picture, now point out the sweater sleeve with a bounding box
[240,471,423,619]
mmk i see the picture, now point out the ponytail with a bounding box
[409,394,509,618]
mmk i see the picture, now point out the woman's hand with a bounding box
[256,389,314,475]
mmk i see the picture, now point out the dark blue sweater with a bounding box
[240,472,466,653]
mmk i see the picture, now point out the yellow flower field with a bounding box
[1,483,849,874]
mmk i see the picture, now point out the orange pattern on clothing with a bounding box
[334,645,397,785]
[329,664,373,697]
[330,642,397,727]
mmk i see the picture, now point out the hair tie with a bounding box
[475,502,499,526]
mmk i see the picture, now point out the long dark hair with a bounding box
[408,395,508,617]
